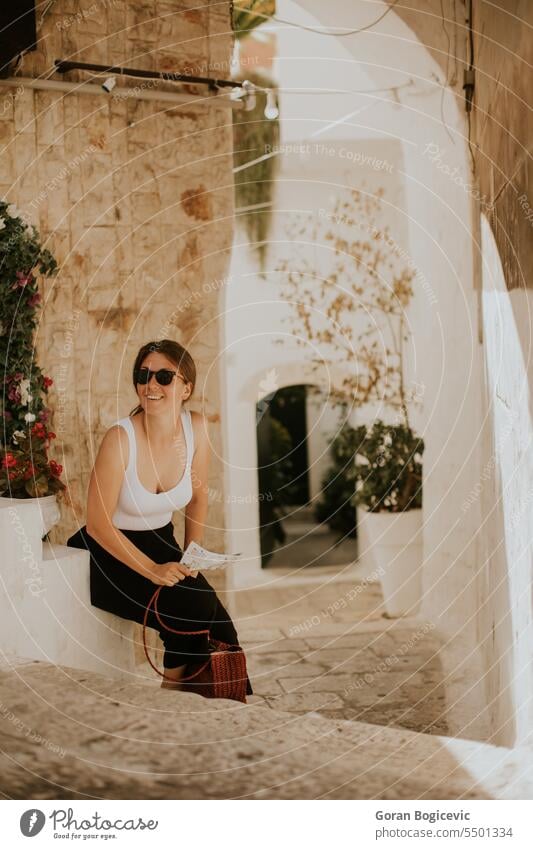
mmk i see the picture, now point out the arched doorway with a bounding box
[256,383,309,567]
[255,383,358,570]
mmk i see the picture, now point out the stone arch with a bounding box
[223,358,349,587]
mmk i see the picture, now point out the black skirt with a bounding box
[66,521,253,695]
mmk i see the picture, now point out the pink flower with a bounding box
[31,422,46,438]
[12,271,33,289]
[49,460,62,477]
[27,292,41,307]
[2,452,18,469]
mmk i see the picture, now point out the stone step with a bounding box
[0,660,531,800]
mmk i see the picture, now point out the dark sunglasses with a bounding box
[135,367,184,386]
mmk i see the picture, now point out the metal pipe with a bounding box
[0,76,243,109]
[54,59,244,90]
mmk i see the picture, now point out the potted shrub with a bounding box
[0,200,65,535]
[0,423,64,534]
[352,420,424,616]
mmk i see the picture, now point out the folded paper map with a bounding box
[181,541,242,571]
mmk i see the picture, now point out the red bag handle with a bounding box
[142,584,241,681]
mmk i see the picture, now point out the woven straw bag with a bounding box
[142,585,248,703]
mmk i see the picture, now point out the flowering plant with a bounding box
[0,200,64,498]
[350,419,423,513]
[0,422,65,498]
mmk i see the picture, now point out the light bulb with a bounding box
[264,89,279,120]
[102,76,117,93]
[240,80,257,112]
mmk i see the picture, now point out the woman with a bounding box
[67,339,253,696]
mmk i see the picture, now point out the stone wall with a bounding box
[473,0,532,293]
[0,0,235,550]
[390,1,532,293]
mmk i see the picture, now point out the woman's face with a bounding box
[136,351,191,414]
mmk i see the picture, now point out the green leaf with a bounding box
[25,475,49,498]
[233,1,275,38]
[233,70,279,272]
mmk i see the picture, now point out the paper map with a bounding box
[181,541,242,571]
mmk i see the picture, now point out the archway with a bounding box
[222,0,482,616]
[255,382,358,571]
[221,353,350,586]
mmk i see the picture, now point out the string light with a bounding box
[264,89,279,120]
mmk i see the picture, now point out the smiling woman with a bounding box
[66,338,252,696]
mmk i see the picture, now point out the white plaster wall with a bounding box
[476,216,533,746]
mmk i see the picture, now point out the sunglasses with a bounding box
[135,367,185,387]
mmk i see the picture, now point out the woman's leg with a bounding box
[209,596,239,645]
[67,525,249,691]
[199,582,254,697]
[150,572,219,674]
[160,664,187,689]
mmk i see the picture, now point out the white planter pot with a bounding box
[33,494,61,536]
[0,494,61,537]
[357,505,423,617]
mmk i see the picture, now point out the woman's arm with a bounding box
[183,412,211,549]
[86,425,161,582]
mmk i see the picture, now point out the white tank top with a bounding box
[111,408,195,531]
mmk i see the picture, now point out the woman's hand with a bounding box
[149,561,198,586]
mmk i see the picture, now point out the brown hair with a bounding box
[129,339,196,416]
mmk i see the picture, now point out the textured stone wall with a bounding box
[390,0,532,291]
[473,0,532,292]
[0,1,235,550]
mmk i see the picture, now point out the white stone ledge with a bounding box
[0,534,160,683]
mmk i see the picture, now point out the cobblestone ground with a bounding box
[232,570,449,735]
